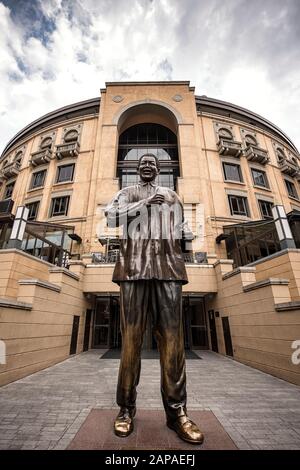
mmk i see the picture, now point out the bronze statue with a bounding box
[105,153,204,445]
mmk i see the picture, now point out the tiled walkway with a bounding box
[0,350,300,450]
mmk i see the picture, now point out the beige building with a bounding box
[0,81,300,386]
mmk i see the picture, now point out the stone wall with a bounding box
[208,255,300,385]
[0,250,89,386]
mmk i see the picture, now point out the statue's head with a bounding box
[137,154,160,182]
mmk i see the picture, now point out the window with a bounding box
[14,151,23,168]
[223,162,243,182]
[64,129,78,143]
[258,200,273,219]
[218,128,233,140]
[4,182,15,199]
[251,169,269,188]
[276,148,285,163]
[50,196,70,217]
[245,134,257,147]
[26,201,40,221]
[56,164,75,183]
[285,180,299,199]
[228,195,249,217]
[31,170,46,189]
[117,123,179,190]
[40,137,52,149]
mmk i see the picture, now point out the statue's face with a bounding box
[138,155,159,182]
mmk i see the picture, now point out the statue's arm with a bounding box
[105,189,150,227]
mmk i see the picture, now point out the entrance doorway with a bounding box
[222,316,234,357]
[184,297,208,349]
[92,295,209,350]
[208,310,218,353]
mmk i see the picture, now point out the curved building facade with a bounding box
[1,81,300,386]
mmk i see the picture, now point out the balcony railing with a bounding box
[217,138,243,158]
[29,148,52,167]
[0,161,21,179]
[278,158,300,178]
[55,141,80,160]
[244,145,270,165]
[91,251,208,264]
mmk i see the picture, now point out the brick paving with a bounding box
[0,350,299,450]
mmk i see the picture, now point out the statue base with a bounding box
[67,409,237,450]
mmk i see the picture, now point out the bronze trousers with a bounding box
[117,280,187,422]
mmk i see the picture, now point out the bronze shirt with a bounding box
[105,181,188,284]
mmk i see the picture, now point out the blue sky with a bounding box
[0,0,300,153]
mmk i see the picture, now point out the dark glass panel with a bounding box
[57,164,74,183]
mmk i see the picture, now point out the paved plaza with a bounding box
[0,350,300,450]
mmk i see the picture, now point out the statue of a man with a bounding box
[105,153,204,444]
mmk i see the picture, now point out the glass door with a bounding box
[189,298,208,349]
[93,298,110,348]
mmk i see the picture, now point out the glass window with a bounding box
[56,164,75,183]
[118,123,179,190]
[50,196,70,217]
[258,200,273,219]
[223,162,243,182]
[4,182,15,199]
[31,170,46,189]
[251,169,269,188]
[228,195,249,217]
[285,180,299,199]
[26,201,40,221]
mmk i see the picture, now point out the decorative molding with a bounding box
[248,248,300,266]
[49,267,80,281]
[213,259,234,267]
[0,298,32,310]
[222,266,256,280]
[18,279,61,292]
[275,301,300,312]
[0,248,53,266]
[243,278,289,292]
[172,94,183,102]
[112,98,183,125]
[112,95,124,103]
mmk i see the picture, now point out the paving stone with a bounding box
[0,350,299,450]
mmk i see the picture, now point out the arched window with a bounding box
[276,148,285,163]
[218,128,233,140]
[245,134,257,147]
[40,137,52,149]
[291,156,298,166]
[117,123,179,190]
[14,151,23,168]
[64,129,78,143]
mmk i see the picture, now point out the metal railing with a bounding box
[91,251,208,264]
[21,226,71,268]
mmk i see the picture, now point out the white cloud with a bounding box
[0,0,299,154]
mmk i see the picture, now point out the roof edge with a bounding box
[1,97,100,158]
[1,92,298,158]
[196,95,298,153]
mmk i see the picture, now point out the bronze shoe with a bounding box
[167,415,204,445]
[114,407,136,438]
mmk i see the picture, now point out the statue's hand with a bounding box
[147,194,165,205]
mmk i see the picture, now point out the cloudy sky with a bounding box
[0,0,299,154]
